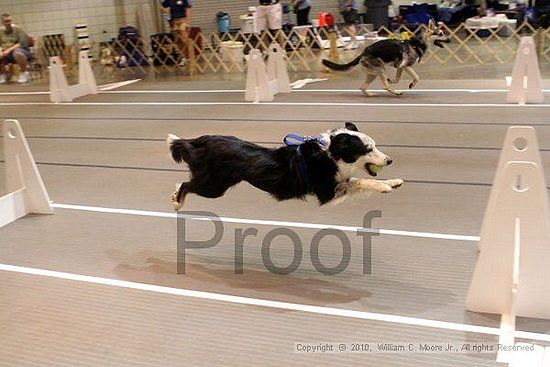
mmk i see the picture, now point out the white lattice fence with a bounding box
[45,23,550,79]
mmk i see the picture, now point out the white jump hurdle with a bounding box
[49,50,97,103]
[0,120,53,229]
[245,44,291,102]
[466,126,550,366]
[506,37,544,105]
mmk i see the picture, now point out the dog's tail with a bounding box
[167,133,193,163]
[322,53,362,71]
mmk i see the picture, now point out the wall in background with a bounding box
[1,0,158,46]
[1,0,427,46]
[191,1,364,35]
[191,0,429,35]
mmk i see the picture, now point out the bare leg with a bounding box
[342,23,357,48]
[360,73,377,96]
[404,66,420,89]
[13,50,28,71]
[335,177,403,199]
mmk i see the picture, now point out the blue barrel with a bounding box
[217,12,230,33]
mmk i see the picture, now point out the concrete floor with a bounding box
[1,70,550,366]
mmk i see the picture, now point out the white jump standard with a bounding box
[506,37,544,105]
[49,50,97,103]
[467,126,550,367]
[0,120,53,228]
[245,44,291,102]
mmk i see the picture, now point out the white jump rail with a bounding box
[466,126,550,366]
[49,50,97,103]
[0,120,53,228]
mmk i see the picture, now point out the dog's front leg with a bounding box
[335,177,403,199]
[388,68,403,84]
[404,66,420,89]
[377,69,402,96]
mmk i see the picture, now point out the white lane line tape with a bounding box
[1,263,549,342]
[51,203,480,242]
[1,101,549,107]
[1,88,550,96]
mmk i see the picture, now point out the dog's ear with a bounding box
[345,122,359,132]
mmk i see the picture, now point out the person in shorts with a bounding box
[0,14,31,84]
[161,0,192,66]
[256,0,283,32]
[339,0,359,49]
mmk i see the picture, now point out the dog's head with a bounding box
[322,122,392,178]
[424,19,450,48]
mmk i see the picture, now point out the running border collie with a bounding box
[167,122,403,210]
[322,20,450,96]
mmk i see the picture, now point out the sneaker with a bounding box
[0,73,6,84]
[178,58,188,67]
[17,71,29,84]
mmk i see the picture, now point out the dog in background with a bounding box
[167,122,403,210]
[322,19,450,96]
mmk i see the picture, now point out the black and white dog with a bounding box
[167,123,403,210]
[322,20,450,96]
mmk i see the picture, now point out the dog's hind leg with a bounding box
[404,66,420,89]
[171,182,190,211]
[360,73,377,96]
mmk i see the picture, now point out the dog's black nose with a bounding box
[386,158,393,165]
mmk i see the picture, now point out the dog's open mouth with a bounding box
[365,163,383,177]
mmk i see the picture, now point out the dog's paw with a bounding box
[409,80,418,89]
[172,201,183,211]
[386,89,402,96]
[171,189,183,211]
[361,89,377,97]
[386,179,404,189]
[379,184,393,193]
[387,78,397,84]
[335,183,349,198]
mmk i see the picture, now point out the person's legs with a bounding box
[0,51,23,83]
[13,48,29,71]
[342,10,358,49]
[0,60,6,76]
[255,5,269,51]
[0,62,6,83]
[255,5,268,33]
[267,3,284,47]
[171,18,189,64]
[297,6,310,26]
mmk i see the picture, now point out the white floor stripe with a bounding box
[101,88,550,94]
[0,91,49,95]
[1,101,549,108]
[1,88,550,96]
[1,263,549,342]
[51,203,480,242]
